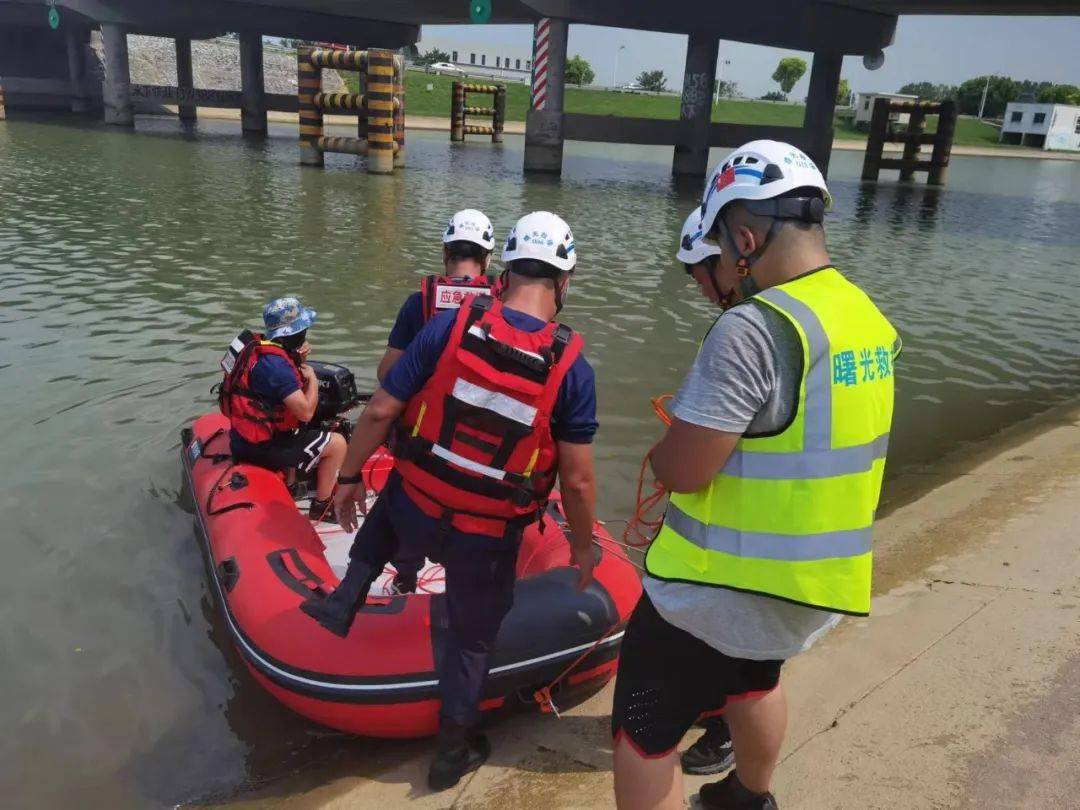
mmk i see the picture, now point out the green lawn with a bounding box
[344,69,1007,148]
[833,115,1003,147]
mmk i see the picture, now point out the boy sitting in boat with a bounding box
[220,296,347,522]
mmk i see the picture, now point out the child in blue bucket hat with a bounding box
[222,296,347,522]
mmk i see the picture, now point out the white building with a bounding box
[854,92,917,129]
[1000,102,1080,151]
[415,33,532,83]
[851,92,920,129]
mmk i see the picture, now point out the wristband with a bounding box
[338,473,364,485]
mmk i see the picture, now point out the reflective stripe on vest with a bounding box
[645,267,898,616]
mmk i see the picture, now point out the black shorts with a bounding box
[611,593,783,758]
[231,429,333,473]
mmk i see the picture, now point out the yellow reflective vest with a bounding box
[645,267,898,616]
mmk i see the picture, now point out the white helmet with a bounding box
[676,208,722,265]
[502,211,576,274]
[443,208,495,252]
[700,140,832,236]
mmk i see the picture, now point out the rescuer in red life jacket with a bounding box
[376,208,500,383]
[223,297,347,522]
[301,212,599,791]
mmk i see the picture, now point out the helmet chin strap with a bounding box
[720,214,786,302]
[703,257,736,311]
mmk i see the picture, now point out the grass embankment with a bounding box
[343,69,1006,148]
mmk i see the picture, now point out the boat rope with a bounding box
[619,394,673,549]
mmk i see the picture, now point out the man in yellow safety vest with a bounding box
[611,140,900,810]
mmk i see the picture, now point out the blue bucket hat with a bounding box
[263,296,317,340]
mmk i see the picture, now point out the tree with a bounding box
[771,56,807,97]
[714,79,739,98]
[760,91,787,102]
[1038,83,1080,105]
[414,47,451,67]
[897,82,957,102]
[635,70,667,92]
[565,55,595,87]
[836,78,851,106]
[956,75,1018,118]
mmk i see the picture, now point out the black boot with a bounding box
[308,497,338,524]
[427,725,490,791]
[681,719,735,775]
[300,560,374,638]
[699,771,778,810]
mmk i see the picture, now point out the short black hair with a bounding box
[277,329,307,351]
[445,240,490,262]
[508,258,563,280]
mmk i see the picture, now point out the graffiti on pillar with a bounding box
[131,85,240,105]
[680,71,710,119]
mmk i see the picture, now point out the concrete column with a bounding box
[802,50,843,176]
[672,33,720,177]
[101,24,133,126]
[66,28,90,113]
[239,32,267,135]
[175,38,196,121]
[523,17,568,174]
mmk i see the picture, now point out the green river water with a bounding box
[1,115,1078,806]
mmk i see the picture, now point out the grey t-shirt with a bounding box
[643,300,842,661]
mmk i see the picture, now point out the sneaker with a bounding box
[699,772,778,810]
[427,732,490,791]
[308,498,338,524]
[681,722,735,775]
[392,570,418,594]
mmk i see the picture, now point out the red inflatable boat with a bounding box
[181,413,641,738]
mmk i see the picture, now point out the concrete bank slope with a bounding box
[227,401,1080,809]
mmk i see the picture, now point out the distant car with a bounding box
[618,82,644,93]
[428,62,464,75]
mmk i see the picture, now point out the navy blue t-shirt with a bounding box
[229,354,302,448]
[380,305,598,551]
[386,292,425,350]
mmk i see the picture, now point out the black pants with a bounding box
[347,479,519,730]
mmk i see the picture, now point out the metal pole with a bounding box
[612,44,624,89]
[977,76,989,120]
[175,38,196,121]
[713,58,730,106]
[861,97,890,181]
[393,52,406,167]
[240,32,267,135]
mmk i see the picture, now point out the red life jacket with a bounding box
[419,273,501,324]
[395,295,584,538]
[220,335,303,443]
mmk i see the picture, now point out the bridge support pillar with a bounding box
[524,17,567,174]
[101,24,133,126]
[240,32,267,135]
[175,38,196,121]
[673,32,719,177]
[66,28,90,113]
[803,50,843,176]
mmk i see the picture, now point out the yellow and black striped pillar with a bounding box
[357,64,368,144]
[0,77,6,121]
[450,81,465,142]
[493,86,506,144]
[297,47,324,167]
[393,53,406,168]
[365,49,395,174]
